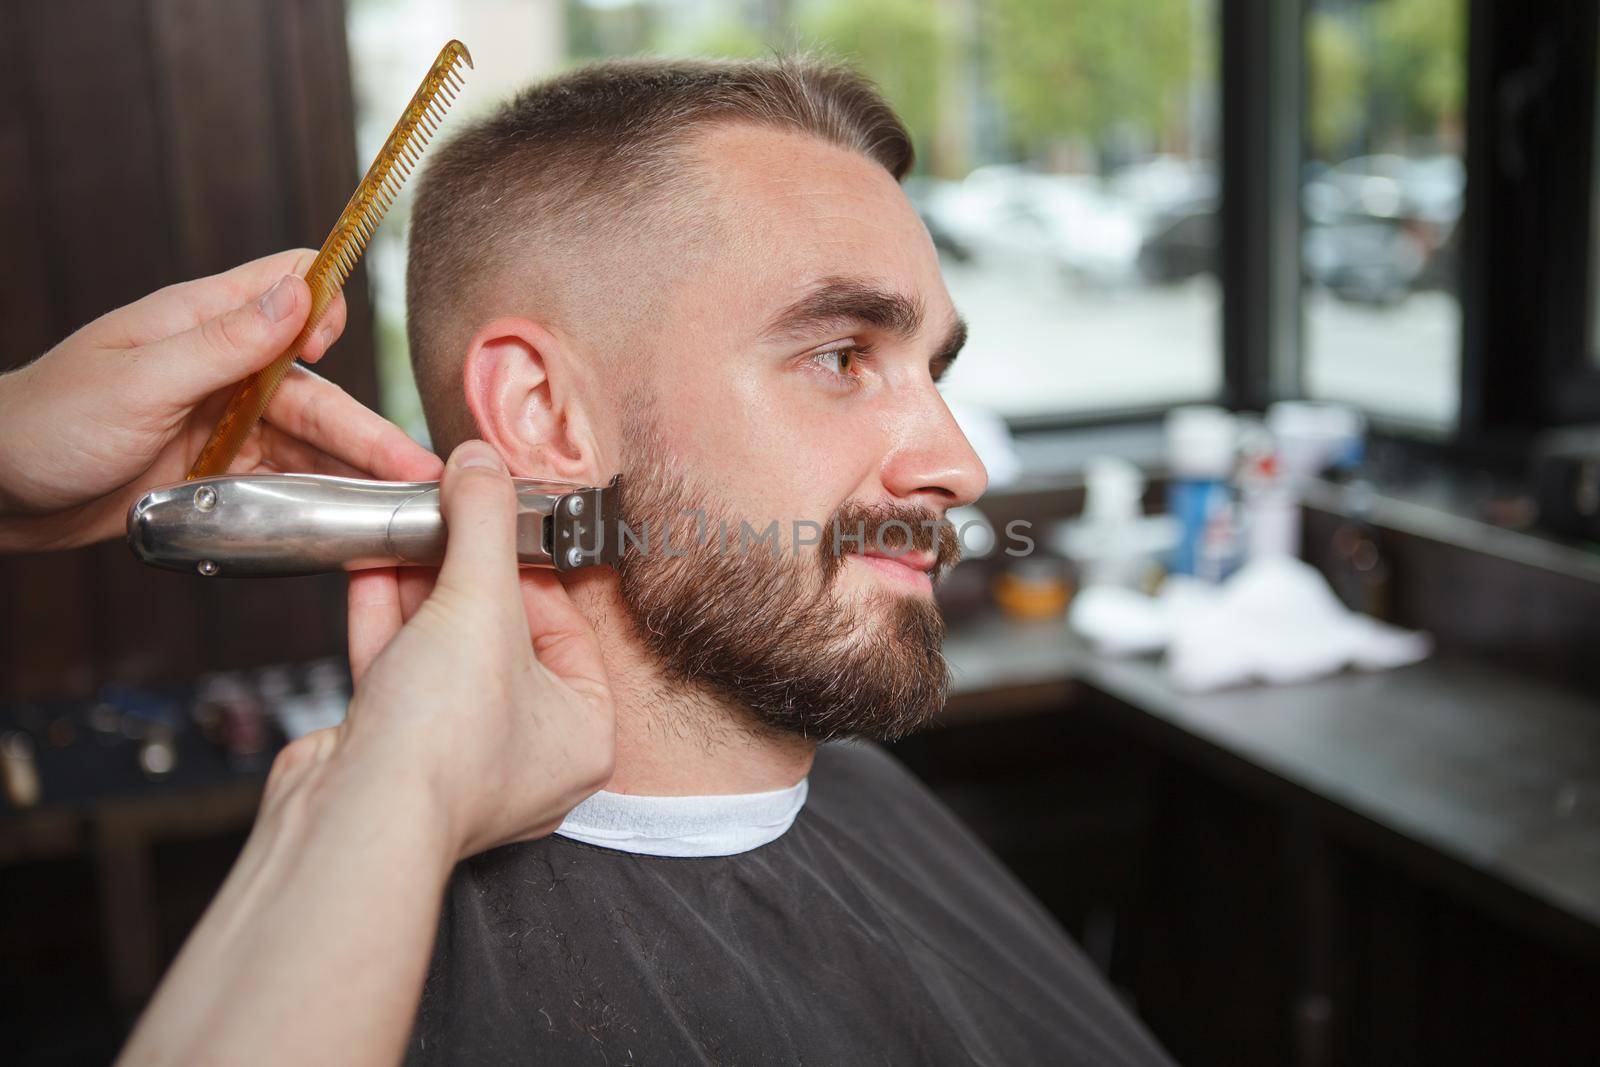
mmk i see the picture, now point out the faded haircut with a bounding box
[405,55,914,452]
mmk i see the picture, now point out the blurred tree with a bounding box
[567,0,661,62]
[1308,9,1367,160]
[985,0,1192,165]
[1372,0,1464,139]
[657,13,769,59]
[800,0,952,173]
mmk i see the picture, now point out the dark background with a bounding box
[0,0,371,703]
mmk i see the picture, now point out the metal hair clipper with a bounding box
[126,474,622,578]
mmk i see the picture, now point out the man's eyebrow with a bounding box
[930,317,968,381]
[761,277,925,341]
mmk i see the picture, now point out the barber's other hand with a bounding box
[282,441,615,863]
[0,249,444,551]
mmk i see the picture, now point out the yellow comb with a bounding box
[187,39,473,479]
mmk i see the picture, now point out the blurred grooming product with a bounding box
[1056,457,1178,589]
[96,684,186,781]
[196,672,271,770]
[138,725,179,781]
[992,556,1072,621]
[1266,401,1366,481]
[1165,406,1240,581]
[1237,418,1299,560]
[1,730,42,809]
[1264,402,1388,618]
[1233,401,1370,566]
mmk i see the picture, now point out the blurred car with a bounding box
[919,165,1144,286]
[1302,153,1463,304]
[903,176,974,263]
[1137,198,1217,283]
[1303,217,1429,306]
[1109,155,1218,213]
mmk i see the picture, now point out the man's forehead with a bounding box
[685,124,956,341]
[691,123,904,207]
[689,125,924,254]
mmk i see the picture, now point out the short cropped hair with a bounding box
[405,56,914,451]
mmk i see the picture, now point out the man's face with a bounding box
[610,124,987,740]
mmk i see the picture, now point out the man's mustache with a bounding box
[820,501,961,585]
[612,488,961,584]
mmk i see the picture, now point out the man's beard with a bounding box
[613,435,960,742]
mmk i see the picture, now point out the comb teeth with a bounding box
[185,38,472,480]
[300,40,466,310]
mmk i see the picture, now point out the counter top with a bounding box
[943,618,1600,950]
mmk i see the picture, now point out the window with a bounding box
[347,0,1222,438]
[347,0,568,442]
[1301,0,1466,430]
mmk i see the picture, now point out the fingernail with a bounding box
[453,441,505,471]
[257,276,299,323]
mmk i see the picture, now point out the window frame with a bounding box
[1017,0,1600,456]
[1000,0,1310,437]
[1457,0,1600,440]
[984,0,1267,437]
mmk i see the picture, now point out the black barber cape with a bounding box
[405,741,1172,1065]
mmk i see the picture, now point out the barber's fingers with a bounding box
[519,570,611,699]
[137,274,313,409]
[262,364,443,482]
[432,442,523,612]
[100,249,319,350]
[248,422,368,480]
[398,568,435,623]
[347,569,404,684]
[294,291,348,365]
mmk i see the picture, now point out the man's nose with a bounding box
[880,391,989,510]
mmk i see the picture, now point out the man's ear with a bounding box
[460,317,599,481]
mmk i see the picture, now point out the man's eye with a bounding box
[812,347,863,380]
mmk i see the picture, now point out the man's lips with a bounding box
[864,549,936,572]
[850,550,936,590]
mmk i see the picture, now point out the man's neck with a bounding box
[570,578,815,797]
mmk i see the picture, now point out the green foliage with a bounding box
[1372,0,1464,134]
[1306,0,1464,160]
[798,0,951,164]
[658,16,769,60]
[986,0,1193,155]
[567,1,661,62]
[1308,10,1368,160]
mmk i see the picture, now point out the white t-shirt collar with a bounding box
[553,777,809,858]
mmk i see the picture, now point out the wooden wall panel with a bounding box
[0,0,377,698]
[0,17,54,369]
[22,1,209,689]
[0,14,70,699]
[149,0,286,273]
[146,0,341,673]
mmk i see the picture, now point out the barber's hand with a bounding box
[0,249,444,551]
[280,441,615,862]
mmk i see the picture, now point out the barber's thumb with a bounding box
[436,441,520,598]
[156,274,310,403]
